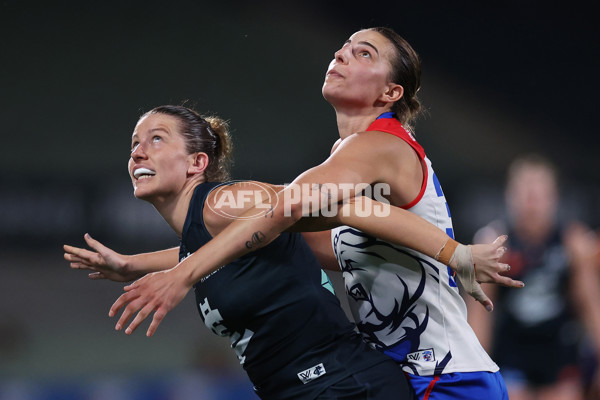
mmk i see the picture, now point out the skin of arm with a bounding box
[109,135,517,336]
[64,233,179,281]
[302,230,339,271]
[70,136,387,286]
[108,135,413,335]
[564,223,600,395]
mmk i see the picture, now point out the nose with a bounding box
[334,45,349,64]
[130,142,147,161]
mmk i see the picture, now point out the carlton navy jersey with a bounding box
[331,114,498,376]
[180,182,388,399]
[488,222,580,383]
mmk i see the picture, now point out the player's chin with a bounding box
[132,185,154,201]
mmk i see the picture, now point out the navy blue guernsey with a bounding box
[179,182,388,399]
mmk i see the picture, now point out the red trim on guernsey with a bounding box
[366,118,427,209]
[423,376,440,400]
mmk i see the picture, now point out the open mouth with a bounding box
[134,167,156,180]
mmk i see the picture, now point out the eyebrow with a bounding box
[149,127,170,135]
[131,127,170,140]
[345,39,379,55]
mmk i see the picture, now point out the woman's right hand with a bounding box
[64,233,142,282]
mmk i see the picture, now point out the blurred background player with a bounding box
[467,153,600,400]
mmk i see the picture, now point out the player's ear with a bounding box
[188,152,209,175]
[380,83,403,104]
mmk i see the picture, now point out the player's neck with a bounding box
[152,178,204,238]
[334,107,388,139]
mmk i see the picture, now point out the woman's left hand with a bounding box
[451,235,524,312]
[469,235,524,287]
[109,266,192,337]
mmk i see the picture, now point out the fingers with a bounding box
[84,233,108,254]
[479,298,494,312]
[146,309,167,337]
[109,290,138,318]
[124,303,155,335]
[496,245,507,258]
[492,235,508,248]
[109,280,160,336]
[124,279,141,291]
[493,235,508,247]
[110,296,166,337]
[88,272,106,280]
[495,275,525,288]
[114,299,140,332]
[63,245,96,264]
[470,283,493,312]
[68,260,97,272]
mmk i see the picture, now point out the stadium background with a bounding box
[1,1,598,399]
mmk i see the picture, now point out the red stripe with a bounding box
[422,376,440,400]
[365,118,428,210]
[400,160,427,210]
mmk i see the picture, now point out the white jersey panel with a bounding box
[331,156,498,376]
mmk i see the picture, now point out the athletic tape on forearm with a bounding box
[434,238,459,265]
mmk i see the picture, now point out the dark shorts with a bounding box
[316,358,415,400]
[253,333,413,399]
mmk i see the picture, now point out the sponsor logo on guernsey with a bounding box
[297,363,326,384]
[407,348,436,362]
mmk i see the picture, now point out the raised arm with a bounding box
[299,195,520,306]
[64,233,179,282]
[110,135,520,336]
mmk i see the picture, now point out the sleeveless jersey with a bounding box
[331,114,499,376]
[180,182,390,399]
[490,222,580,384]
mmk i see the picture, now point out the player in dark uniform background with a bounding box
[468,154,600,400]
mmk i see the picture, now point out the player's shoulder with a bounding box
[332,130,417,165]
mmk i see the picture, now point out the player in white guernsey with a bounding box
[318,27,509,399]
[78,27,523,400]
[330,113,503,397]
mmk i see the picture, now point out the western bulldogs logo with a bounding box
[407,348,436,363]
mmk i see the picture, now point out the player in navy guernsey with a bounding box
[66,104,417,399]
[180,180,414,399]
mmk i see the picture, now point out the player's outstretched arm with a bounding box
[331,196,523,311]
[108,134,526,336]
[64,233,179,282]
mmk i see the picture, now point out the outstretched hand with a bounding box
[451,235,524,312]
[109,267,192,337]
[470,235,523,287]
[64,234,142,282]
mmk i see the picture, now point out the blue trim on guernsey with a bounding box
[377,112,396,119]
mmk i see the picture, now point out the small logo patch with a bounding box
[297,363,326,384]
[407,348,436,362]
